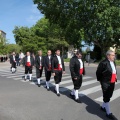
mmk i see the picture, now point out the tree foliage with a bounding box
[0,34,8,54]
[13,18,69,55]
[0,34,21,54]
[34,0,120,54]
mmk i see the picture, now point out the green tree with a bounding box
[13,26,39,54]
[13,18,69,55]
[0,34,7,54]
[33,18,69,54]
[5,44,22,54]
[34,0,120,55]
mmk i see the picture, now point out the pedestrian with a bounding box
[9,52,17,73]
[1,55,3,62]
[23,52,34,81]
[96,50,118,120]
[69,51,85,103]
[19,50,24,66]
[44,50,53,90]
[3,55,5,62]
[52,49,65,97]
[16,53,20,66]
[35,50,44,87]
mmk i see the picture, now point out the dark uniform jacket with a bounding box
[35,55,44,70]
[23,56,34,66]
[44,55,53,71]
[10,55,17,64]
[96,58,117,83]
[51,55,65,73]
[70,56,85,79]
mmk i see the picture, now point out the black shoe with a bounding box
[45,86,50,91]
[38,84,41,87]
[47,88,50,91]
[46,86,50,91]
[57,93,60,97]
[24,78,26,81]
[100,107,106,112]
[106,113,118,120]
[70,93,75,99]
[75,99,82,103]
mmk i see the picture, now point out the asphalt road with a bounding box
[0,62,120,120]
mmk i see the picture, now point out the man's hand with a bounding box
[52,73,55,76]
[74,77,77,80]
[63,71,65,74]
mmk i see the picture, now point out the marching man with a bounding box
[35,50,44,87]
[69,51,85,103]
[52,49,65,96]
[44,50,52,90]
[10,52,17,73]
[96,50,118,120]
[23,52,34,81]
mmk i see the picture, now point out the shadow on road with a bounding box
[59,88,110,120]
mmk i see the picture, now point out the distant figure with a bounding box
[19,50,24,65]
[32,53,35,60]
[5,55,8,61]
[9,52,17,73]
[1,55,3,62]
[3,55,5,62]
[16,53,20,66]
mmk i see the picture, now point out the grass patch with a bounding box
[64,58,70,62]
[115,60,120,66]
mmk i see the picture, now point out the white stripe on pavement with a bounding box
[95,82,120,102]
[79,85,101,97]
[79,81,120,97]
[60,79,98,92]
[30,76,93,87]
[12,74,70,80]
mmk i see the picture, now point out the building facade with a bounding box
[0,30,6,38]
[0,30,6,44]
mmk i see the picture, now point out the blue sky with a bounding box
[0,0,43,44]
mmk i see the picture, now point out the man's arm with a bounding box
[83,61,85,75]
[69,58,76,79]
[44,57,48,70]
[51,57,55,73]
[62,57,65,71]
[96,62,104,81]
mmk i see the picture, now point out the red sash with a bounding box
[54,64,62,71]
[26,62,31,67]
[110,73,116,83]
[79,68,83,75]
[48,64,51,70]
[39,66,42,69]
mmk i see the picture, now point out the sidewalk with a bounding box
[0,61,10,67]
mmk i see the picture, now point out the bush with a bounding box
[115,60,120,66]
[64,58,70,62]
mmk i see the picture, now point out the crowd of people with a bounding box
[9,49,118,120]
[0,55,8,62]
